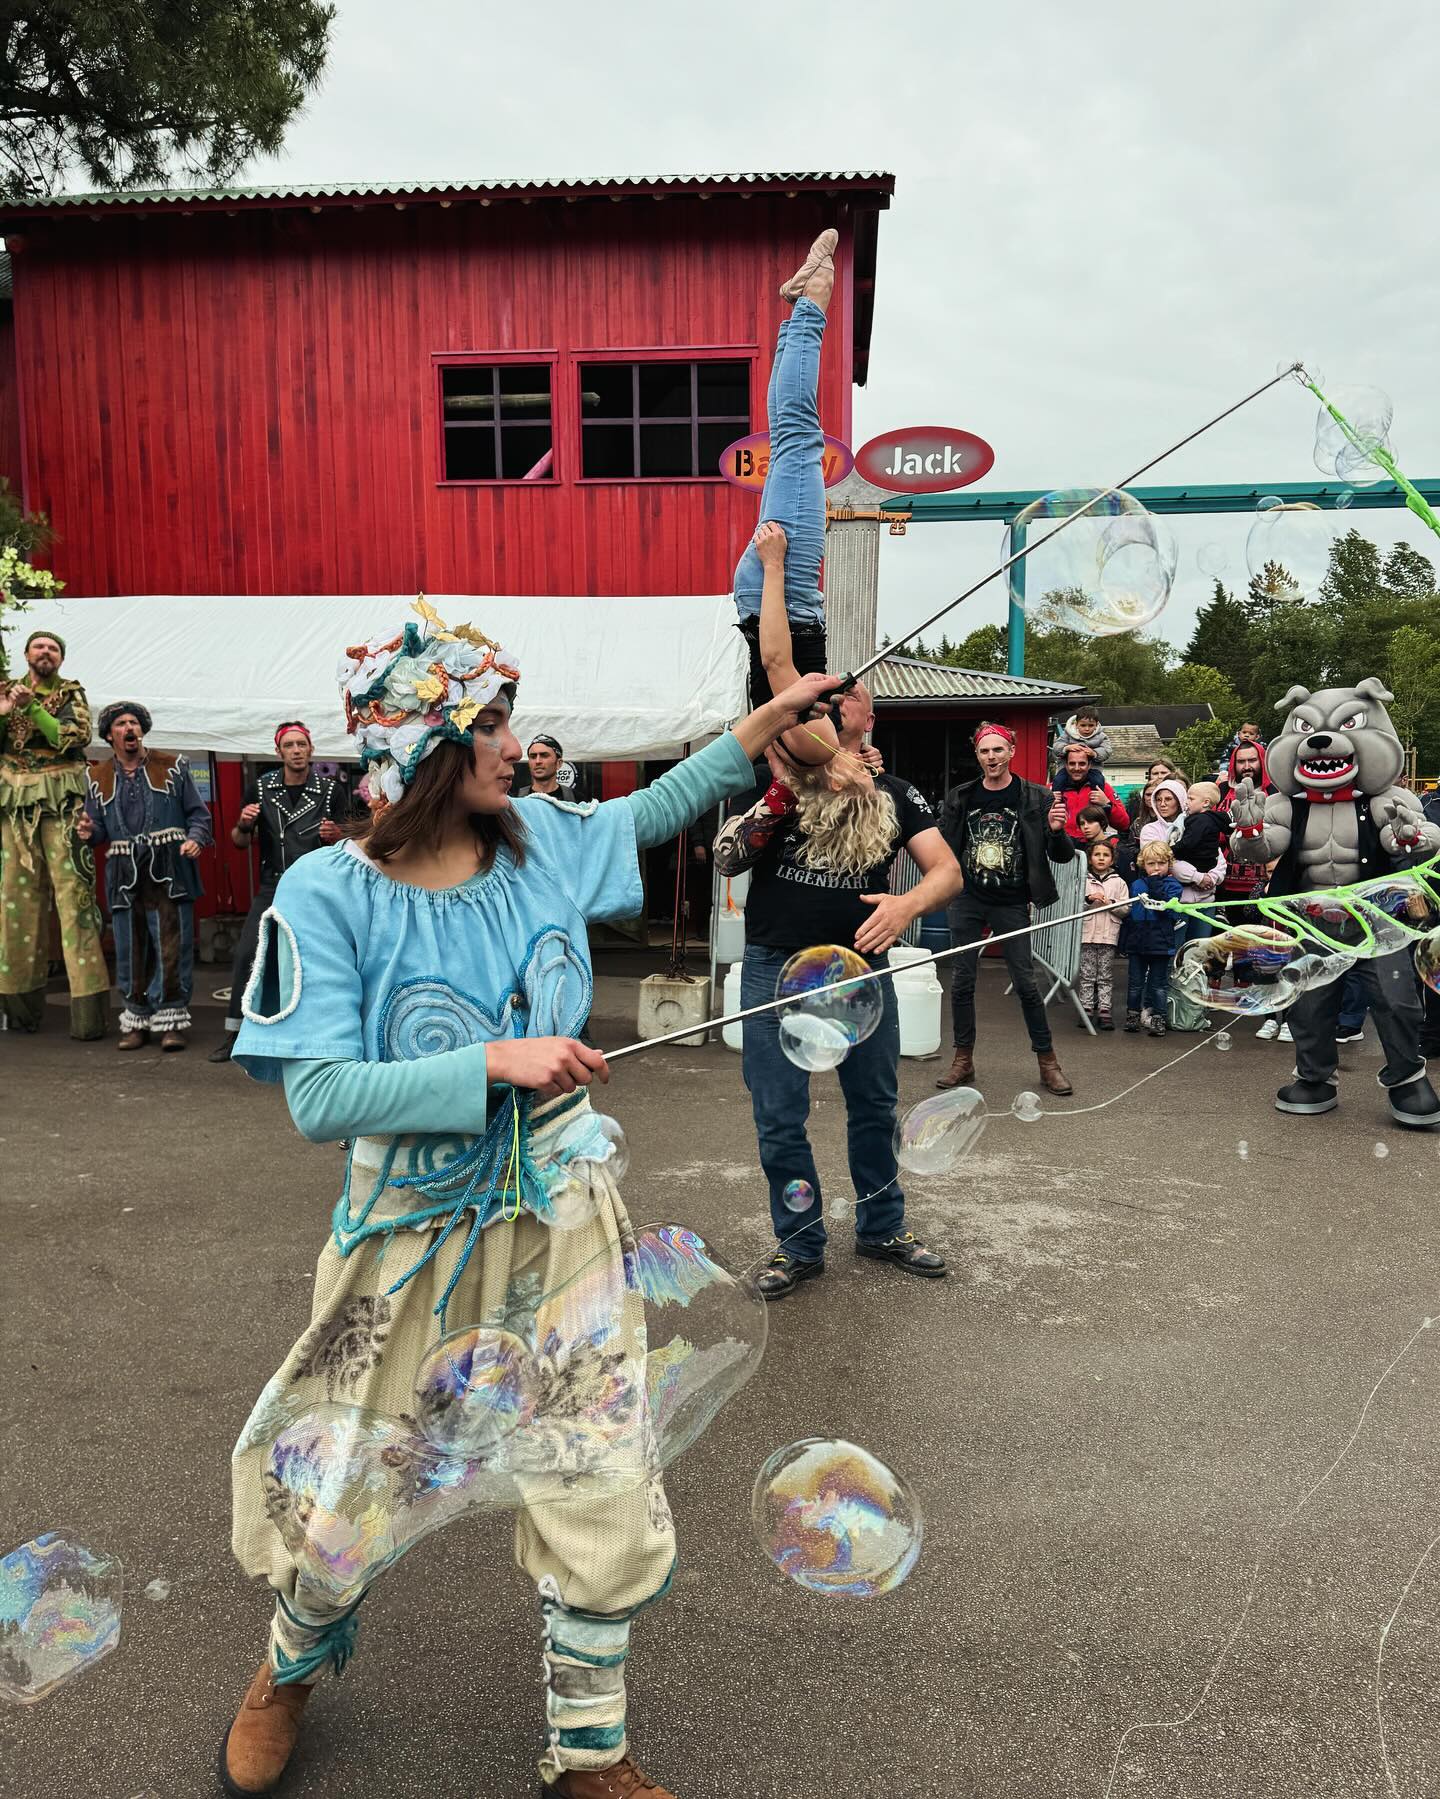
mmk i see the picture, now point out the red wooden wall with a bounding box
[9,194,869,600]
[0,306,22,494]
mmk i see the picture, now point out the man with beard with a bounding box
[0,630,109,1037]
[77,702,212,1050]
[1217,737,1286,1038]
[210,721,349,1062]
[1050,742,1130,843]
[513,733,578,803]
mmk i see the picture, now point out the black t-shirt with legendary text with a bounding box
[744,773,936,952]
[959,777,1028,902]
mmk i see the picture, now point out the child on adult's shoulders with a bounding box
[1051,708,1111,767]
[1078,838,1131,1031]
[1126,841,1183,1037]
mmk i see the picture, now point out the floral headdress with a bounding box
[338,597,520,808]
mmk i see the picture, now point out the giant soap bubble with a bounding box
[894,1088,986,1176]
[1266,878,1434,959]
[1314,384,1393,487]
[1245,501,1332,602]
[0,1535,123,1705]
[751,1438,923,1598]
[775,945,883,1072]
[1416,926,1440,995]
[1005,488,1175,637]
[262,1224,765,1604]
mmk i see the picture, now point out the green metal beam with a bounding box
[876,480,1440,675]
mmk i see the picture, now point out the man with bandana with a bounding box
[515,733,579,804]
[210,720,349,1063]
[77,701,212,1051]
[0,630,109,1037]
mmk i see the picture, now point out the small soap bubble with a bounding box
[1257,494,1283,513]
[779,1012,853,1073]
[0,1535,123,1705]
[1335,488,1356,511]
[142,1578,170,1604]
[1237,1140,1250,1160]
[782,1178,816,1213]
[413,1326,536,1458]
[1010,1090,1043,1124]
[1196,543,1229,577]
[751,1438,922,1597]
[1374,1142,1390,1160]
[894,1088,986,1175]
[1214,1029,1232,1051]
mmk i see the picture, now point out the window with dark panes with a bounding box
[580,360,750,479]
[440,363,555,482]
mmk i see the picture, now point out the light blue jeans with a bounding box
[732,298,828,626]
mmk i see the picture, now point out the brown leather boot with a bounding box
[548,1758,677,1798]
[1037,1050,1073,1096]
[935,1046,975,1090]
[218,1662,314,1796]
[116,1028,148,1051]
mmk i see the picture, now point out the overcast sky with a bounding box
[251,0,1439,658]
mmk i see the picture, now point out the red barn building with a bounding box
[0,171,891,602]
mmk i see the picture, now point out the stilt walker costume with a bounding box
[226,601,790,1797]
[0,631,109,1037]
[83,703,212,1047]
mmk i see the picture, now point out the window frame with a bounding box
[432,349,562,488]
[571,345,758,485]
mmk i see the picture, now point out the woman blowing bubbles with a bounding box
[222,598,837,1798]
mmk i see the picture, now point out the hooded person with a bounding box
[1138,778,1189,847]
[77,701,212,1051]
[0,629,110,1037]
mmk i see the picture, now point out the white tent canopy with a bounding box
[3,593,749,761]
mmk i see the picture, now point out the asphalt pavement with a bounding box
[5,966,1440,1798]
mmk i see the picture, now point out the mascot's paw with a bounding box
[1385,1073,1440,1130]
[1276,1079,1340,1116]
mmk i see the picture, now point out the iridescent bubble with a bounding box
[1257,494,1284,513]
[751,1438,922,1597]
[1245,501,1333,602]
[1314,385,1393,485]
[782,1178,816,1213]
[779,1012,854,1072]
[0,1535,123,1705]
[595,1114,631,1181]
[1196,543,1229,577]
[1214,1029,1233,1051]
[413,1326,536,1458]
[1004,488,1174,638]
[1374,1143,1390,1160]
[142,1579,171,1604]
[1415,926,1440,994]
[1270,881,1430,959]
[1172,923,1339,1014]
[1335,489,1356,511]
[894,1088,986,1175]
[776,945,882,1069]
[1010,1090,1043,1123]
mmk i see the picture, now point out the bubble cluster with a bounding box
[1314,384,1394,488]
[1245,500,1333,603]
[1010,1090,1043,1124]
[0,1534,123,1705]
[782,1178,816,1213]
[775,945,883,1073]
[262,1226,765,1604]
[751,1438,922,1597]
[894,1088,986,1175]
[1171,924,1352,1015]
[1005,488,1176,638]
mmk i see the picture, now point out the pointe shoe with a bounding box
[779,228,838,303]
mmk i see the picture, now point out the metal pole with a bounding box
[605,892,1136,1063]
[843,365,1300,686]
[1006,520,1026,678]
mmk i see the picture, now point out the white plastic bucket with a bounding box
[713,870,749,965]
[722,962,745,1052]
[888,945,943,1059]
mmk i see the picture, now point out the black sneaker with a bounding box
[855,1232,947,1278]
[1124,1010,1141,1033]
[208,1036,236,1064]
[754,1252,824,1301]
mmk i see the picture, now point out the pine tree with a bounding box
[1382,542,1436,598]
[1183,581,1254,694]
[1318,529,1384,613]
[1245,561,1303,623]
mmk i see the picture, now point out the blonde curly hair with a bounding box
[787,764,900,879]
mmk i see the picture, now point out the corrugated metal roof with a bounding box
[16,171,894,213]
[870,655,1088,704]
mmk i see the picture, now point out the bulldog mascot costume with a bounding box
[1230,678,1440,1129]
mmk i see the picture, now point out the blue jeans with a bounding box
[732,299,827,626]
[1177,913,1213,947]
[1337,968,1369,1036]
[741,943,906,1262]
[1127,955,1169,1015]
